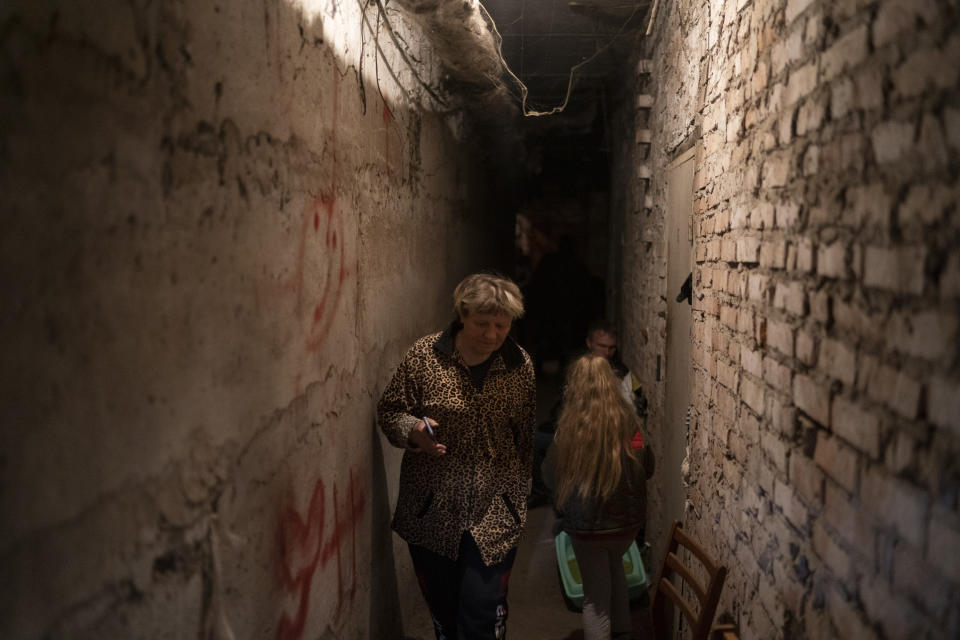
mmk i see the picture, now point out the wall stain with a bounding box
[276,469,365,640]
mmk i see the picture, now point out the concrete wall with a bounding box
[0,1,505,638]
[613,0,960,637]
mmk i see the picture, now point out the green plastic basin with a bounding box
[554,530,649,611]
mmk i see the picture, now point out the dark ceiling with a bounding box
[480,0,651,114]
[460,0,652,208]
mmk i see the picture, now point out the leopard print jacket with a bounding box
[377,323,536,565]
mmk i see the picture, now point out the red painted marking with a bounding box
[303,189,348,352]
[320,191,335,246]
[276,471,366,640]
[273,73,354,398]
[276,480,326,640]
[292,73,347,356]
[282,189,350,355]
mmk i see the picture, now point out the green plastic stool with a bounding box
[554,531,649,611]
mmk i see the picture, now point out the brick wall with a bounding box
[613,0,960,637]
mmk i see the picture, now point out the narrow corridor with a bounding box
[2,0,959,638]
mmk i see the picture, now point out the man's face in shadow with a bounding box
[586,330,617,360]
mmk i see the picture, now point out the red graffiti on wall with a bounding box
[285,190,350,355]
[284,71,348,355]
[276,470,366,640]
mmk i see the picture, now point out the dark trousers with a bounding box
[408,531,517,640]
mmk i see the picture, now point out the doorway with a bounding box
[662,146,696,532]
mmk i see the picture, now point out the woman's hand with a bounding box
[408,417,446,456]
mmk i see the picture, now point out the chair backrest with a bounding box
[650,521,728,640]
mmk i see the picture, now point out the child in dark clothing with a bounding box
[544,355,653,640]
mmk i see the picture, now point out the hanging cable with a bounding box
[646,0,660,35]
[478,1,645,117]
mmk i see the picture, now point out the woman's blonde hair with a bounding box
[453,273,525,320]
[553,354,642,507]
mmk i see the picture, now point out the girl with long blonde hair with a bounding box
[544,354,653,640]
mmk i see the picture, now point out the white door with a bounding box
[662,147,696,533]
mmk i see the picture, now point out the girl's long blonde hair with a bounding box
[553,354,642,508]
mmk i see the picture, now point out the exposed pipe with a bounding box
[646,0,660,35]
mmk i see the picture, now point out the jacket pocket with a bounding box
[416,492,435,518]
[501,492,521,526]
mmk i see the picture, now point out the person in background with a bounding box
[584,320,644,416]
[543,355,653,640]
[529,320,647,507]
[526,235,593,373]
[378,272,536,640]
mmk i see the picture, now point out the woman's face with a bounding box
[458,311,513,360]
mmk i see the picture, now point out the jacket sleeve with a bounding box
[377,348,423,449]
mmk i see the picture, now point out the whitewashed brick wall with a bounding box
[612,0,960,637]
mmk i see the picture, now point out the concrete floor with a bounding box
[505,503,598,639]
[402,503,653,639]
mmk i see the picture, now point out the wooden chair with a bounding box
[650,521,728,640]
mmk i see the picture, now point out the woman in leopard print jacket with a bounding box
[378,273,536,640]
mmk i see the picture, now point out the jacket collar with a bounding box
[435,321,525,370]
